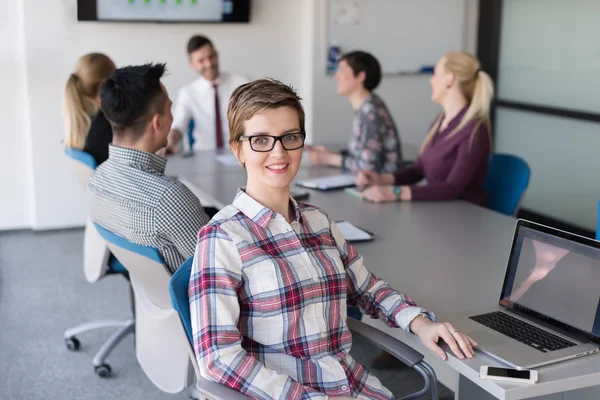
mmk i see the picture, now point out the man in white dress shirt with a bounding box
[167,35,248,152]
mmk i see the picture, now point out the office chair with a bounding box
[63,254,134,378]
[169,257,439,400]
[596,201,600,240]
[484,153,531,216]
[63,147,97,188]
[94,223,197,394]
[63,147,135,377]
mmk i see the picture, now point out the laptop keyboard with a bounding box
[470,311,577,353]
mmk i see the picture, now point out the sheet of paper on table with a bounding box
[336,221,373,242]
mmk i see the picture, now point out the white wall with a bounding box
[12,0,313,230]
[2,0,478,230]
[0,0,33,230]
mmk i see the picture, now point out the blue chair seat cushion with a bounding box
[94,223,164,264]
[108,254,128,274]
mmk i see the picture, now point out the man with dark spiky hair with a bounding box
[88,63,209,273]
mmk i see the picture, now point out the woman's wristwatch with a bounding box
[393,186,402,201]
[410,312,432,334]
[417,312,431,322]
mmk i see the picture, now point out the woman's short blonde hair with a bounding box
[227,78,305,145]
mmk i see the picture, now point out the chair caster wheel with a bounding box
[65,337,80,351]
[95,364,112,378]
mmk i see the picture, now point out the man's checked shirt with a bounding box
[87,145,209,273]
[189,190,434,399]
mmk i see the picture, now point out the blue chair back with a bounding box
[188,119,195,150]
[93,223,196,393]
[64,147,98,190]
[169,257,194,344]
[596,200,599,241]
[94,223,164,264]
[64,149,122,278]
[484,153,531,216]
[168,257,253,400]
[64,147,97,170]
[94,223,164,274]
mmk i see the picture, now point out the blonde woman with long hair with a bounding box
[357,51,493,206]
[63,53,116,164]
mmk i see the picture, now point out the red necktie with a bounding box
[213,84,224,149]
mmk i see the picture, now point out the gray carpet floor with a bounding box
[0,228,453,400]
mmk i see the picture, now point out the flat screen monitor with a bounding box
[78,0,251,23]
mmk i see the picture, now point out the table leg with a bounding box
[455,375,499,400]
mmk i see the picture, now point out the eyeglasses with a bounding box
[239,132,306,152]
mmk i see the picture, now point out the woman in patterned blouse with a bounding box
[189,78,476,400]
[307,51,402,174]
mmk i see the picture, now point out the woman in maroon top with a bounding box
[356,51,493,206]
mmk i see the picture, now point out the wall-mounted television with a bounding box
[78,0,251,23]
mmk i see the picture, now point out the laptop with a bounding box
[451,220,600,370]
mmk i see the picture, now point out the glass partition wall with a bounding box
[479,0,600,235]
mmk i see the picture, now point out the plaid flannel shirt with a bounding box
[189,190,434,399]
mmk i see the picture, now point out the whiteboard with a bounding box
[328,0,467,74]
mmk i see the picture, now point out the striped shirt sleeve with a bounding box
[189,223,328,400]
[329,219,434,330]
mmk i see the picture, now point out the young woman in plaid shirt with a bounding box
[189,79,476,400]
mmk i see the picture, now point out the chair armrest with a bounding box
[195,378,251,400]
[347,318,424,368]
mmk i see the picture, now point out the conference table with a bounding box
[166,146,600,400]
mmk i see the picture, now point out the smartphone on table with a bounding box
[479,366,538,384]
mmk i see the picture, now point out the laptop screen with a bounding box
[500,221,600,340]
